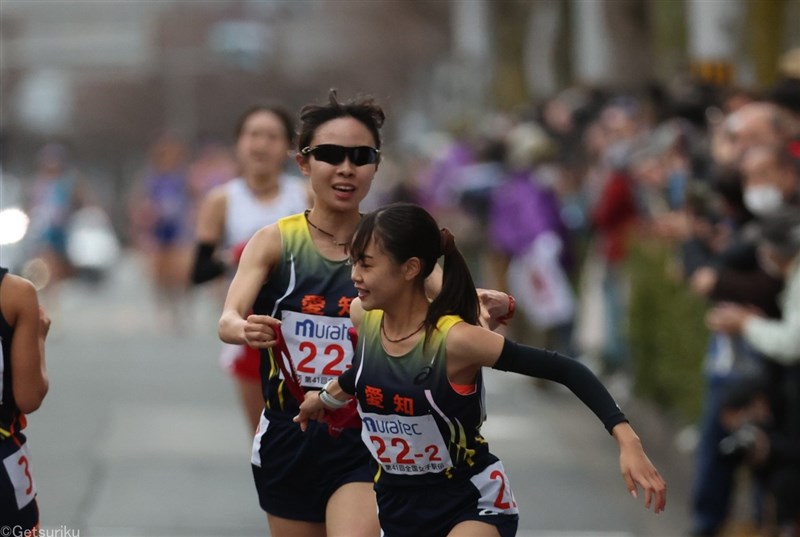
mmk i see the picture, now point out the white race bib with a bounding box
[361,413,452,475]
[3,440,36,510]
[280,311,354,388]
[470,460,519,516]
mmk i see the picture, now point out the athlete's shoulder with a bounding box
[445,321,504,369]
[350,297,366,328]
[201,181,231,211]
[435,314,464,332]
[0,272,38,325]
[250,220,282,243]
[276,212,309,233]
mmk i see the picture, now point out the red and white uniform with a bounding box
[220,175,307,379]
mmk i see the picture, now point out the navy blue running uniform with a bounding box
[0,267,39,528]
[250,215,372,522]
[347,310,518,537]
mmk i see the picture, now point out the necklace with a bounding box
[304,210,350,247]
[381,316,425,344]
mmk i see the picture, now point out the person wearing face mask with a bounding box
[741,144,799,217]
[705,210,800,537]
[684,107,799,535]
[689,139,800,309]
[682,166,788,537]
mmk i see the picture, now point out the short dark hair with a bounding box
[234,104,296,147]
[297,89,385,152]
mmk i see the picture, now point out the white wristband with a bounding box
[319,380,348,410]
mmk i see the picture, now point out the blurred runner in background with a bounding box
[128,134,193,333]
[191,104,308,432]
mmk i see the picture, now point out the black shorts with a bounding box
[251,411,373,522]
[375,459,519,537]
[0,434,39,529]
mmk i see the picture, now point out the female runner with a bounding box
[218,90,389,537]
[192,104,308,431]
[295,202,667,537]
[219,91,512,536]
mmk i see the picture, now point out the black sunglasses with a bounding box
[300,144,380,166]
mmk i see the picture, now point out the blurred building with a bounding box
[1,0,797,201]
[0,1,458,183]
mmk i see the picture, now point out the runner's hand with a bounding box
[294,391,325,432]
[477,288,511,330]
[620,442,667,514]
[243,314,280,348]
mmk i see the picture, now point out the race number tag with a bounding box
[280,311,354,388]
[3,441,36,510]
[361,413,452,475]
[470,460,519,516]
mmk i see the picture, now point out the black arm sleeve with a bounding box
[493,338,628,434]
[191,242,226,285]
[338,366,356,395]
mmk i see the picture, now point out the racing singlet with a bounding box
[223,176,307,249]
[353,311,495,487]
[0,268,25,441]
[253,214,355,416]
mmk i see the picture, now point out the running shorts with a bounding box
[375,459,520,537]
[251,411,373,522]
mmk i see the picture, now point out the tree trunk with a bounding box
[747,0,788,85]
[489,0,534,111]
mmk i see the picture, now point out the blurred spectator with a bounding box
[488,122,575,355]
[128,134,193,332]
[707,209,800,536]
[740,143,800,217]
[681,169,781,536]
[712,102,797,168]
[415,117,509,282]
[707,209,800,362]
[684,109,799,537]
[576,101,642,380]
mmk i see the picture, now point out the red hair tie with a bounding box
[440,228,456,256]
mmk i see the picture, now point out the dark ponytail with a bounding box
[426,227,480,330]
[349,203,480,338]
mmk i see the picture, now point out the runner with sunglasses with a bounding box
[295,203,667,537]
[219,90,514,536]
[218,90,390,537]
